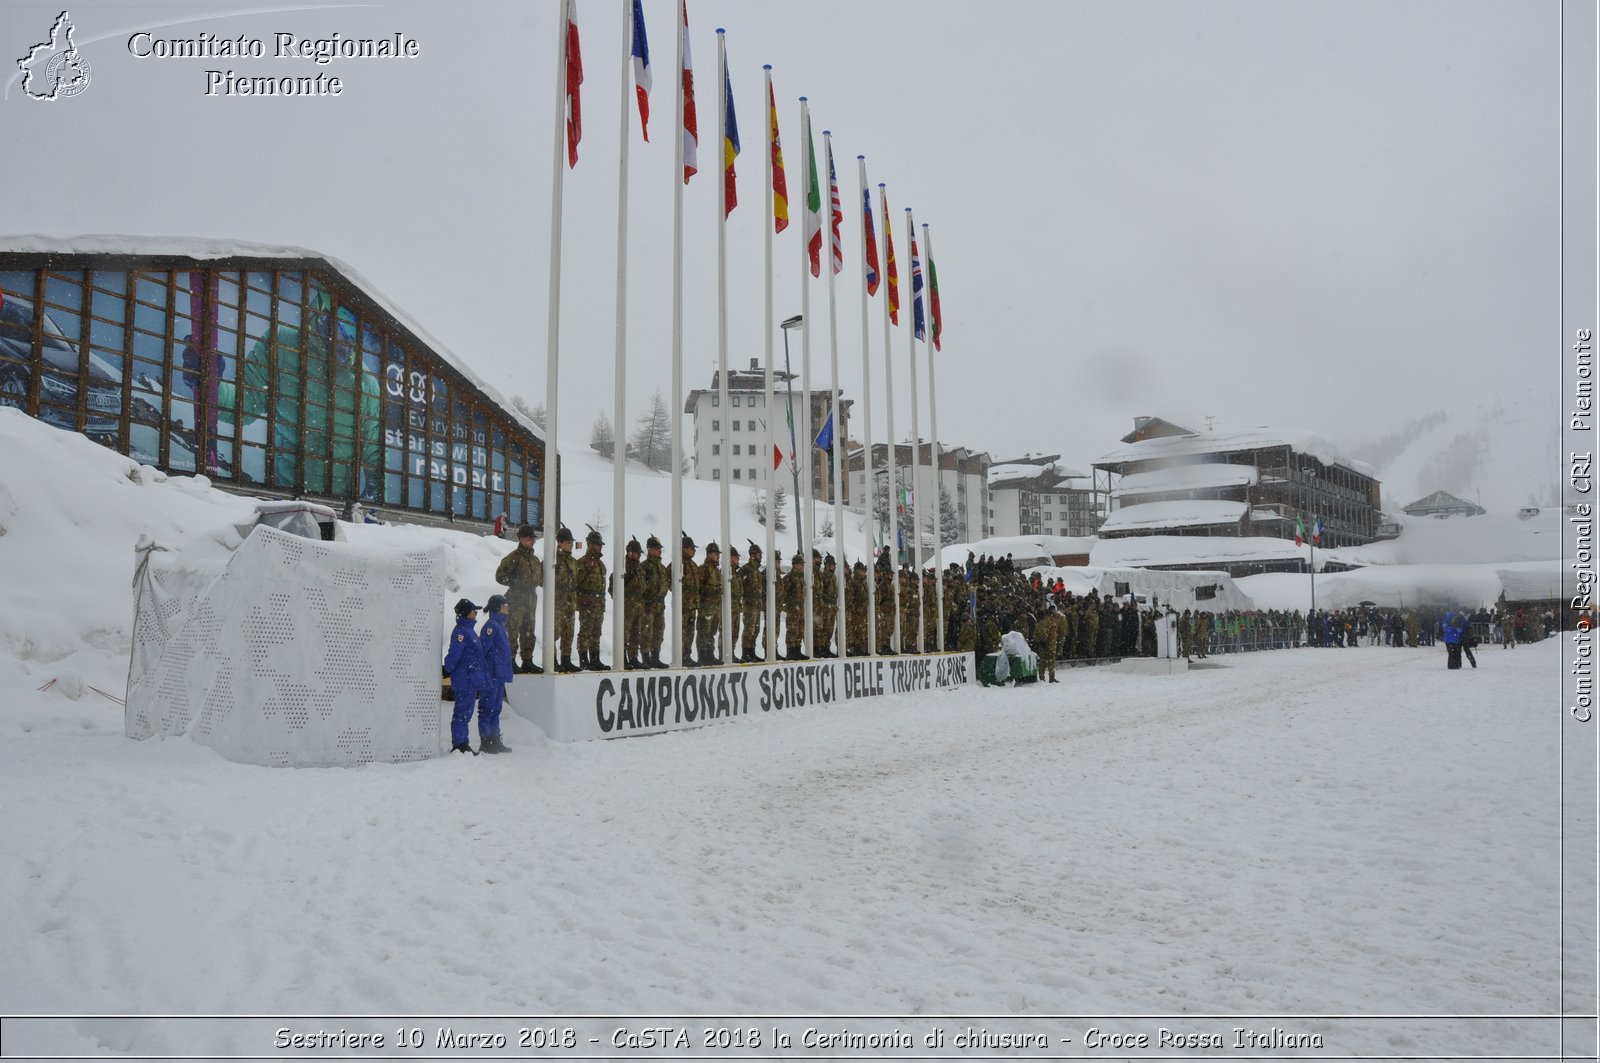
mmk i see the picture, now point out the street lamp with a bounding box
[780,314,804,555]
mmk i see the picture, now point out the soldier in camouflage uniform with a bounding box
[696,541,725,666]
[739,542,766,662]
[943,564,966,650]
[898,565,919,654]
[638,534,669,668]
[680,535,701,667]
[622,536,644,669]
[845,560,869,657]
[553,526,579,673]
[726,545,743,658]
[874,552,897,654]
[922,570,939,652]
[814,552,838,658]
[780,551,808,660]
[1178,608,1193,660]
[1033,605,1065,683]
[575,527,609,671]
[1079,591,1101,660]
[493,523,544,673]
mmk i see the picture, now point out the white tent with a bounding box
[127,522,447,767]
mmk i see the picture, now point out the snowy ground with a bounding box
[2,639,1589,1057]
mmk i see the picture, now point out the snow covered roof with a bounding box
[987,462,1088,488]
[937,534,1096,567]
[1111,463,1259,498]
[1092,534,1315,569]
[1095,428,1374,477]
[0,234,545,443]
[1100,499,1247,533]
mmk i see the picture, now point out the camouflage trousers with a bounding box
[682,607,699,664]
[644,602,666,662]
[623,602,646,661]
[740,602,764,658]
[783,607,805,656]
[508,598,537,665]
[556,603,577,657]
[846,611,867,656]
[813,608,836,655]
[695,609,721,662]
[876,606,896,653]
[577,595,605,655]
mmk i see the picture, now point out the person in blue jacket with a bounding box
[1441,611,1465,670]
[444,598,486,754]
[478,594,515,754]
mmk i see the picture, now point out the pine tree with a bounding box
[589,411,615,458]
[511,395,546,431]
[630,389,673,472]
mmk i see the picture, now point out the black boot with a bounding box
[479,735,500,754]
[560,655,577,673]
[451,741,478,755]
[490,735,511,753]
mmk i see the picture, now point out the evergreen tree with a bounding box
[630,389,674,472]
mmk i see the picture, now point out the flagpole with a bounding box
[716,29,733,666]
[856,155,876,657]
[670,0,688,666]
[905,206,924,653]
[798,97,814,658]
[824,131,846,657]
[879,183,900,654]
[540,0,572,675]
[923,222,944,652]
[762,65,778,664]
[611,0,633,671]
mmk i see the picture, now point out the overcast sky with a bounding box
[2,0,1564,474]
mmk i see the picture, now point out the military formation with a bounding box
[488,527,970,670]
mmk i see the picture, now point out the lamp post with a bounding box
[780,314,805,555]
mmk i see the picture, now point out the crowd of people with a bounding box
[456,528,1558,721]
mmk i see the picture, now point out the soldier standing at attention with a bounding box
[898,564,918,654]
[739,542,766,662]
[874,552,896,654]
[845,560,869,657]
[680,535,701,667]
[575,528,608,671]
[1033,605,1064,683]
[622,536,644,670]
[553,526,579,673]
[639,534,669,668]
[815,553,839,658]
[726,545,744,659]
[781,551,808,660]
[697,541,725,666]
[493,523,544,674]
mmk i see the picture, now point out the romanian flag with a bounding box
[768,77,788,232]
[882,188,899,324]
[804,114,822,277]
[630,0,650,139]
[722,61,739,215]
[928,253,941,351]
[564,0,583,167]
[680,1,697,182]
[826,139,843,275]
[862,187,880,295]
[910,231,926,341]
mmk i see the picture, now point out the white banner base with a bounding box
[510,652,974,743]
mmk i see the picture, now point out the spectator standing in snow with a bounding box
[1457,612,1478,669]
[1441,611,1465,670]
[477,596,514,753]
[443,599,486,755]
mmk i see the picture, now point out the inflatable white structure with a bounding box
[126,522,447,767]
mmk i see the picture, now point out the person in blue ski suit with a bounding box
[477,594,515,754]
[1441,612,1465,670]
[444,598,486,754]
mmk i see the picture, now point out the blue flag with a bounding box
[814,407,834,453]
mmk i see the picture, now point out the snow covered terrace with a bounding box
[1099,499,1248,535]
[1095,427,1374,477]
[1110,462,1260,499]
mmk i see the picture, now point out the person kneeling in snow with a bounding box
[477,596,515,753]
[444,599,486,754]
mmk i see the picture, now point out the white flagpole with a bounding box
[762,65,778,664]
[905,205,923,653]
[611,0,632,671]
[824,132,845,658]
[798,97,814,658]
[923,222,945,652]
[879,183,900,654]
[856,156,876,657]
[540,0,572,674]
[670,0,687,666]
[716,29,733,666]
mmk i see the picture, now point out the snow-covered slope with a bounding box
[1350,390,1562,512]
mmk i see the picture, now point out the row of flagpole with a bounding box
[549,0,950,669]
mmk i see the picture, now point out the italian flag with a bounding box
[1294,517,1306,547]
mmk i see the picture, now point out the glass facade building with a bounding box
[0,247,547,526]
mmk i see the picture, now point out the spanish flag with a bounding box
[768,77,788,233]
